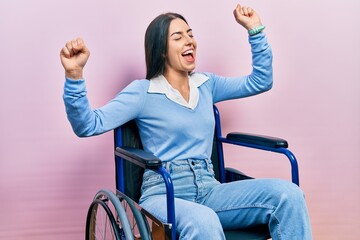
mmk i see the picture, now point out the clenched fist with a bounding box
[60,38,90,80]
[233,4,262,30]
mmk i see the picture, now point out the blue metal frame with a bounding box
[155,167,176,239]
[219,137,299,185]
[114,126,177,240]
[114,127,125,193]
[213,105,300,186]
[213,106,226,183]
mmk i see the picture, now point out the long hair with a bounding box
[144,12,188,80]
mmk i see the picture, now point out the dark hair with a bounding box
[144,12,188,80]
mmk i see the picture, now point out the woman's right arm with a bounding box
[61,38,144,137]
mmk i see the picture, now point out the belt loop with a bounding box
[205,158,211,171]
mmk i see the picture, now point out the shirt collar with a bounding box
[148,73,209,110]
[148,73,209,93]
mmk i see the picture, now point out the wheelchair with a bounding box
[85,105,300,240]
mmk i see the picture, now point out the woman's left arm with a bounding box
[210,4,272,103]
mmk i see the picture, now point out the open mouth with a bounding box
[182,49,195,62]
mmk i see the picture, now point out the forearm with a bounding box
[248,32,273,91]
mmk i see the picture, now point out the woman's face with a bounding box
[165,18,197,76]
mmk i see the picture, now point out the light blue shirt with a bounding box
[63,32,273,162]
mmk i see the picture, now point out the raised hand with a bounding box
[233,4,262,30]
[60,38,90,80]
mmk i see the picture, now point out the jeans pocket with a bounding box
[142,170,163,189]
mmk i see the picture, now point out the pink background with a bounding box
[1,0,359,239]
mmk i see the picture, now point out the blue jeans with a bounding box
[139,159,312,240]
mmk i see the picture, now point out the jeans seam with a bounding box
[272,213,281,240]
[213,204,276,212]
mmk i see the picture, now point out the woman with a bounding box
[61,4,312,239]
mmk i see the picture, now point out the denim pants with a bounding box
[139,159,312,240]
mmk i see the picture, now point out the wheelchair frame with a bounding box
[85,105,300,240]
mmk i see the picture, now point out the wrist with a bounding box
[65,69,83,80]
[248,25,266,36]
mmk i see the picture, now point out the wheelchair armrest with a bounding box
[225,167,253,182]
[226,132,288,149]
[115,146,162,169]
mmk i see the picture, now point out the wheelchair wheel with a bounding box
[86,199,121,240]
[86,189,135,240]
[117,191,151,240]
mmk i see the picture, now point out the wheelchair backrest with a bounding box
[114,105,224,202]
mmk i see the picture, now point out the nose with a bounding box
[185,35,193,45]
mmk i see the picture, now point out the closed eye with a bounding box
[187,29,194,38]
[171,28,194,40]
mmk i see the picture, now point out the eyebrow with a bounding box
[170,28,192,37]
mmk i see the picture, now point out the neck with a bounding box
[164,70,190,102]
[164,71,188,87]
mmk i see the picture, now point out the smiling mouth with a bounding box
[182,49,195,62]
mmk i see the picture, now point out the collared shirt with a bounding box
[148,73,209,110]
[63,32,273,162]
